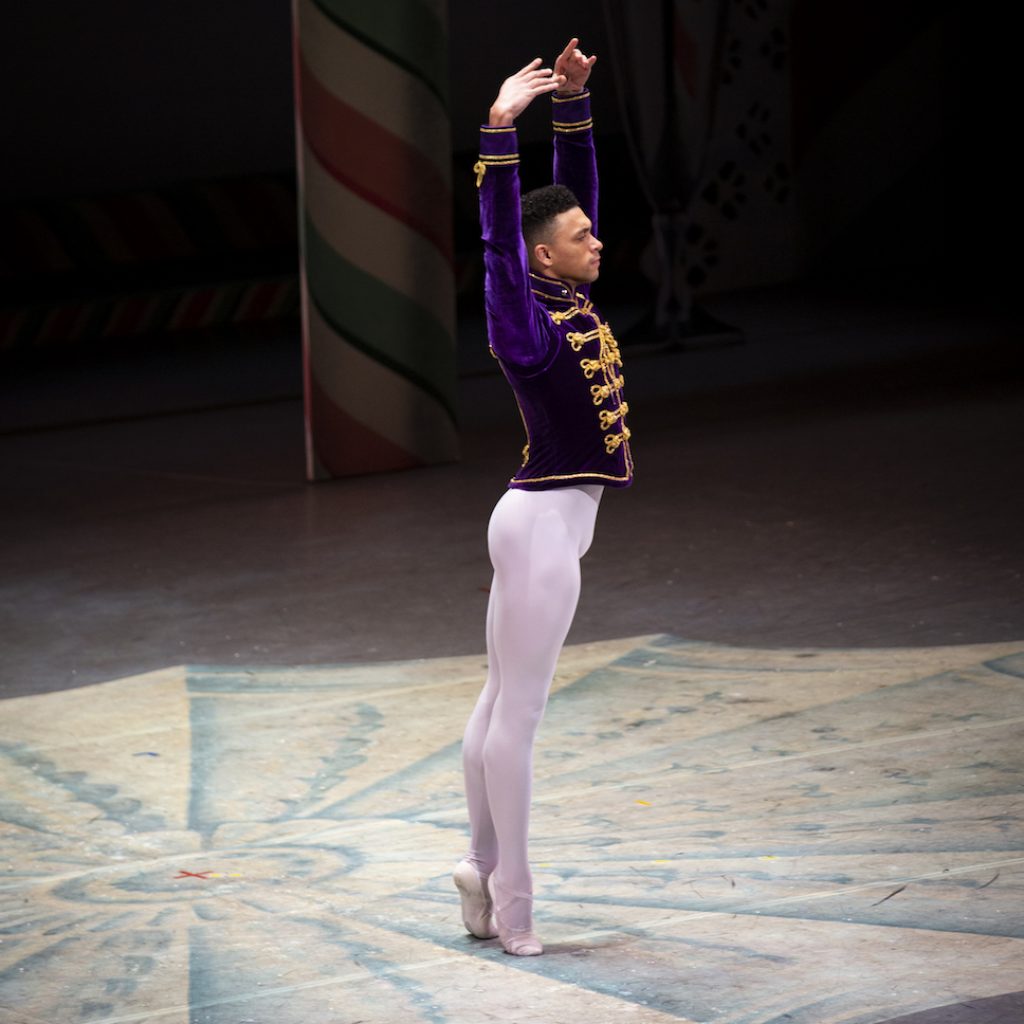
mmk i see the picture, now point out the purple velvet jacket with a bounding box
[475,90,634,491]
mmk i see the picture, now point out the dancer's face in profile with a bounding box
[534,206,603,284]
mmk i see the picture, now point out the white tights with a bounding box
[461,483,603,932]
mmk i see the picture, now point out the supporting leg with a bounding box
[464,485,601,951]
[461,578,500,877]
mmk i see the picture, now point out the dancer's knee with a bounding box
[482,697,546,762]
[463,682,498,766]
[462,740,482,780]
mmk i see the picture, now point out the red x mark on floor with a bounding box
[174,870,214,879]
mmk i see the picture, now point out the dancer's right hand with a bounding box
[488,58,567,127]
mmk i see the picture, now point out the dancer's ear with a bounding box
[532,242,553,269]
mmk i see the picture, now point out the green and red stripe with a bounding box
[293,0,458,480]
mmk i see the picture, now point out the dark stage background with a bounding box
[0,0,1020,701]
[0,0,995,372]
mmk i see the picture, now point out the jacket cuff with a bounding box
[552,89,592,134]
[475,125,519,186]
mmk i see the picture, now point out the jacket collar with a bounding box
[529,271,582,308]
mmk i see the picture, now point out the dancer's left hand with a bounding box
[554,37,597,94]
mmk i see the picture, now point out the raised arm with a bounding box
[552,38,599,238]
[477,59,566,367]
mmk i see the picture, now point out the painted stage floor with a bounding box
[2,634,1023,1024]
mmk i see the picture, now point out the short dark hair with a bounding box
[521,184,580,249]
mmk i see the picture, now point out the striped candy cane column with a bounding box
[292,0,459,480]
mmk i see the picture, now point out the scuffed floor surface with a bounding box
[1,635,1023,1024]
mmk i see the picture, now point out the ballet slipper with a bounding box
[453,860,498,939]
[487,874,543,956]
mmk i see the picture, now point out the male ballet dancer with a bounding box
[454,39,633,956]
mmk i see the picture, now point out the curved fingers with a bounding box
[532,75,566,95]
[514,57,544,78]
[556,37,580,65]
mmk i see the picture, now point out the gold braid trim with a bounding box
[553,120,593,133]
[567,328,599,351]
[597,322,621,362]
[604,426,632,454]
[591,375,625,405]
[474,155,519,187]
[548,298,594,325]
[599,402,629,430]
[579,332,622,377]
[549,308,577,325]
[531,288,573,303]
[552,90,590,104]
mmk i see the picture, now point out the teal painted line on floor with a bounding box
[302,738,464,821]
[274,702,383,821]
[0,740,165,834]
[985,651,1024,678]
[184,665,431,693]
[187,696,223,842]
